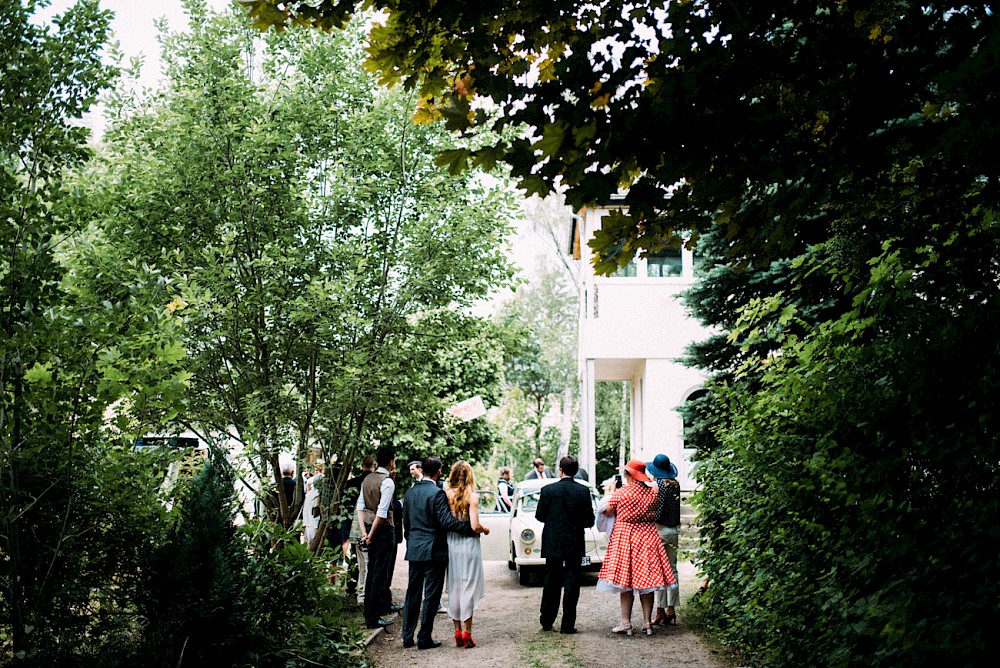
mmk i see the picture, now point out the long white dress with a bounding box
[446,517,485,621]
[303,473,322,544]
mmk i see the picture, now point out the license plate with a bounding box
[580,556,591,566]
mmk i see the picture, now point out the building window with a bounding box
[612,260,637,278]
[682,389,709,450]
[647,248,682,277]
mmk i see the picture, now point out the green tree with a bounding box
[500,332,559,452]
[247,2,999,270]
[138,449,363,668]
[493,264,576,473]
[594,381,629,486]
[82,4,515,539]
[690,216,999,666]
[1,1,189,663]
[373,310,508,471]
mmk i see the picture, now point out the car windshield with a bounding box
[517,488,600,513]
[519,491,541,513]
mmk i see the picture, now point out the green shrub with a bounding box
[134,449,367,668]
[0,437,168,667]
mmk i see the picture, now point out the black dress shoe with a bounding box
[541,626,553,632]
[560,628,579,634]
[388,603,404,613]
[417,640,442,650]
[402,638,415,648]
[366,618,394,629]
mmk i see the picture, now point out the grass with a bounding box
[518,629,585,668]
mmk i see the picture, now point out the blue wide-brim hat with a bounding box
[645,454,678,479]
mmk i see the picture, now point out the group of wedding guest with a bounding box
[349,451,682,649]
[531,454,680,638]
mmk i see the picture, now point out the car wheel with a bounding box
[518,566,532,586]
[508,543,516,570]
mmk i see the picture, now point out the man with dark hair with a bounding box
[357,446,400,629]
[400,456,478,649]
[536,455,595,634]
[524,457,554,480]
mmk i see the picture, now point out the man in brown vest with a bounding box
[346,455,376,603]
[357,445,400,629]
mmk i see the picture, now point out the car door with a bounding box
[476,489,511,561]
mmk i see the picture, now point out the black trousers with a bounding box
[402,560,447,645]
[363,524,395,626]
[540,556,582,632]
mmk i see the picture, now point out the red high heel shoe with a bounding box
[463,631,476,648]
[454,629,463,647]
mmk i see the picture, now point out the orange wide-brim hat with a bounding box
[618,459,651,483]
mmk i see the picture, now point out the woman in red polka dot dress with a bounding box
[597,459,676,636]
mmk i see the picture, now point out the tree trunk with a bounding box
[558,386,573,460]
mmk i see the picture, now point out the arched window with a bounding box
[682,388,709,450]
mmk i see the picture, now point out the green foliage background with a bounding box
[77,4,516,539]
[138,450,364,668]
[2,0,513,664]
[248,1,1000,665]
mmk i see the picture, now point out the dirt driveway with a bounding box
[365,553,735,668]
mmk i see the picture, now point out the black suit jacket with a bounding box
[402,479,476,562]
[536,477,596,559]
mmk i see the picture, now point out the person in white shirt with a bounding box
[303,461,324,545]
[496,466,514,511]
[357,446,400,629]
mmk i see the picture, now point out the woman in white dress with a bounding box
[445,461,490,648]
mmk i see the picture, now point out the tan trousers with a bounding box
[355,543,369,603]
[655,524,679,608]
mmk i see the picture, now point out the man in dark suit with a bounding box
[536,455,596,634]
[524,457,554,480]
[400,456,477,650]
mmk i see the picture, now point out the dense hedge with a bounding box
[689,225,1000,666]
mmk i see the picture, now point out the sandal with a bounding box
[642,623,654,636]
[652,609,668,626]
[612,623,634,636]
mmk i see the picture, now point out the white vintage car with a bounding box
[477,478,608,585]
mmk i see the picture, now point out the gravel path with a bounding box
[366,553,735,668]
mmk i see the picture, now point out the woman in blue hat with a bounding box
[646,454,680,626]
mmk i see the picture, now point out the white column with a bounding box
[579,359,597,482]
[631,375,643,458]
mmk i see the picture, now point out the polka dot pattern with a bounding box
[598,483,676,590]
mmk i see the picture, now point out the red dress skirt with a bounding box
[597,483,676,593]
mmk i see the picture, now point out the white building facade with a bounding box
[572,205,712,492]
